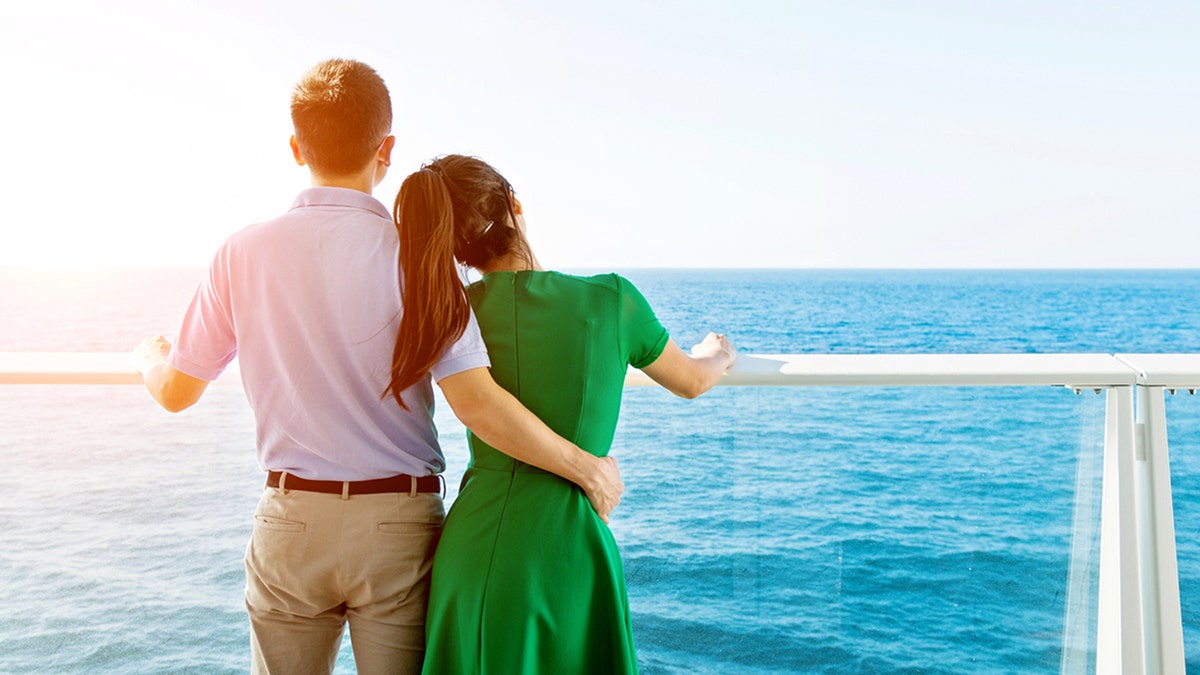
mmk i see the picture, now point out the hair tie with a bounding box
[465,221,495,248]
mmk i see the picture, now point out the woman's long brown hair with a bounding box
[385,169,470,408]
[386,155,534,408]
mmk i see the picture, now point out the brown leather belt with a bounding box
[266,470,443,496]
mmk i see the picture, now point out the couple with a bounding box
[133,58,735,674]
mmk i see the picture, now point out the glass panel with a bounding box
[612,385,1104,674]
[0,385,259,673]
[0,382,1130,673]
[1166,393,1200,670]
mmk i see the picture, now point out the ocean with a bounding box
[2,267,1199,673]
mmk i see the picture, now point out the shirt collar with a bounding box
[290,186,391,221]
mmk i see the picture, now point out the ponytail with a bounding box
[385,169,471,408]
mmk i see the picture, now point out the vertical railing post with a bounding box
[1096,384,1188,674]
[1097,386,1145,674]
[1135,385,1185,673]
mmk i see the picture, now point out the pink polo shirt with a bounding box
[169,187,490,480]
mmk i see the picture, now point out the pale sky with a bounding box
[1,0,1196,268]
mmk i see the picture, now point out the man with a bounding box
[131,58,622,674]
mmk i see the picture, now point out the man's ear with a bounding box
[289,135,306,166]
[378,135,395,167]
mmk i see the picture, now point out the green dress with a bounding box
[423,271,669,675]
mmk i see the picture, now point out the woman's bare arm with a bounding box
[640,333,736,399]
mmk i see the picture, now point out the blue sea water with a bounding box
[1,267,1199,673]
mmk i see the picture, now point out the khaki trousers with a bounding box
[244,483,444,675]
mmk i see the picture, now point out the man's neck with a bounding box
[311,174,375,194]
[309,165,380,195]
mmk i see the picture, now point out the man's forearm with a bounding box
[131,336,209,412]
[480,394,598,486]
[441,369,592,482]
[141,362,208,412]
[438,368,622,518]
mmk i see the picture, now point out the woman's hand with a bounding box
[690,332,737,367]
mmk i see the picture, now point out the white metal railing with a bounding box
[4,351,1200,674]
[6,352,1200,388]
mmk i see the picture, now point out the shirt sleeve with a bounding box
[617,275,670,369]
[429,303,492,382]
[168,245,238,381]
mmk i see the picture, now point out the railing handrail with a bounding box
[4,351,1200,388]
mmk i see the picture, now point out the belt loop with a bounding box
[438,474,446,498]
[341,481,350,501]
[409,475,418,499]
[279,471,288,494]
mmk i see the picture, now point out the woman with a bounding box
[390,155,736,674]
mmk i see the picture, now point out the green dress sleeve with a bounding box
[616,275,670,369]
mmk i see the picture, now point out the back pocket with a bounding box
[377,521,440,535]
[255,515,306,533]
